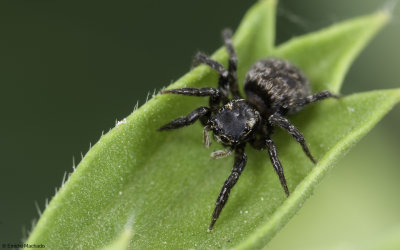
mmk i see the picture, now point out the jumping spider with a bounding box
[159,29,339,231]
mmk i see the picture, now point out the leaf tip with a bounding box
[394,88,400,102]
[371,1,396,28]
[243,0,277,21]
[257,0,278,18]
[259,0,277,6]
[380,0,398,20]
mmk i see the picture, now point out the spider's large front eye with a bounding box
[212,133,234,146]
[219,134,232,144]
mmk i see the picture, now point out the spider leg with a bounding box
[161,87,219,97]
[161,87,221,111]
[249,124,289,196]
[250,122,274,150]
[209,145,246,231]
[193,53,229,77]
[249,138,265,150]
[158,107,210,131]
[222,28,241,99]
[193,53,230,103]
[269,113,316,164]
[265,138,290,197]
[296,90,340,107]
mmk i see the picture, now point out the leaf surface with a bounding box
[27,1,398,249]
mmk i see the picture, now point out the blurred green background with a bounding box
[0,0,399,248]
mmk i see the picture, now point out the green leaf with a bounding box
[27,0,398,249]
[236,89,400,249]
[272,11,389,92]
[363,227,400,250]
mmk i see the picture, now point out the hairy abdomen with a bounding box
[244,58,310,116]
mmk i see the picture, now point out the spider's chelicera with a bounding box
[159,29,339,231]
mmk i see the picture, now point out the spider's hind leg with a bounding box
[265,138,290,197]
[269,113,316,164]
[296,90,340,107]
[250,133,290,197]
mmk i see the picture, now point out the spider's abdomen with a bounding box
[244,58,310,116]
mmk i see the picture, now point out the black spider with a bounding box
[159,29,339,231]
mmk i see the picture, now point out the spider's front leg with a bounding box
[194,53,230,103]
[161,87,219,97]
[161,87,221,111]
[159,87,222,130]
[209,145,246,231]
[158,106,211,131]
[222,28,241,99]
[194,28,242,102]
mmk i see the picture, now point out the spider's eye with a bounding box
[212,127,221,134]
[220,135,231,142]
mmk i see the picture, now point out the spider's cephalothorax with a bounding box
[209,99,260,147]
[159,29,339,231]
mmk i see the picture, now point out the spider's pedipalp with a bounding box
[210,147,234,159]
[203,125,212,148]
